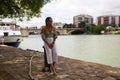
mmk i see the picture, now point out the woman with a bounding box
[41,17,58,76]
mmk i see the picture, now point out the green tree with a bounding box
[63,23,74,28]
[90,24,96,33]
[118,24,120,27]
[0,0,51,19]
[78,21,86,28]
[93,25,105,34]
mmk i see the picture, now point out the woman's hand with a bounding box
[47,43,52,48]
[47,43,53,49]
[51,41,55,48]
[46,41,55,49]
[51,43,54,48]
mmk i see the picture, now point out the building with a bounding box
[53,22,65,29]
[73,14,93,27]
[96,15,120,26]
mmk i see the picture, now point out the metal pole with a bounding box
[42,46,50,72]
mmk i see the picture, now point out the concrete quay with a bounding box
[0,45,120,80]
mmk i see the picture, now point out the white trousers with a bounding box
[44,38,58,64]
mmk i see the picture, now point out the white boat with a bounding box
[0,21,23,47]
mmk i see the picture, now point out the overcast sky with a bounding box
[16,0,120,27]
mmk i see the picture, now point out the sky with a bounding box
[4,0,120,28]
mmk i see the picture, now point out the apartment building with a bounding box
[96,15,120,26]
[73,14,93,27]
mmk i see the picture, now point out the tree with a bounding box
[90,24,96,33]
[93,25,105,34]
[78,21,86,28]
[118,24,120,27]
[0,0,51,19]
[63,23,74,28]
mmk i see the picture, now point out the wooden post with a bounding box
[42,46,50,72]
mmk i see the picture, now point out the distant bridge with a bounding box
[20,28,84,37]
[20,28,41,37]
[56,28,84,35]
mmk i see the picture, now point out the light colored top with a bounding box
[41,28,57,40]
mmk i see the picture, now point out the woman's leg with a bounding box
[53,62,57,75]
[50,63,57,76]
[50,63,54,73]
[52,43,58,76]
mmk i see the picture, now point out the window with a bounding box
[78,17,82,21]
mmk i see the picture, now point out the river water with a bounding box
[19,35,120,68]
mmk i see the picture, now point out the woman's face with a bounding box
[47,18,53,25]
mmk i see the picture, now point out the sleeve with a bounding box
[54,31,58,39]
[41,27,46,40]
[41,32,46,41]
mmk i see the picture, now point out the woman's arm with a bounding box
[41,27,52,48]
[51,31,58,48]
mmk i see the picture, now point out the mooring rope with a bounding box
[27,47,47,80]
[28,53,40,80]
[29,55,35,80]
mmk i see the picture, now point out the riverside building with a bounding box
[73,14,93,27]
[96,15,120,26]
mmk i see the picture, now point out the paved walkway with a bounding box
[0,45,120,80]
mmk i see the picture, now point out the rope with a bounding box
[28,53,42,80]
[29,55,35,80]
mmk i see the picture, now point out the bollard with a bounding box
[42,46,50,72]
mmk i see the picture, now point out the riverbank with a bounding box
[0,45,120,80]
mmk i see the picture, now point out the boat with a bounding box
[0,21,23,47]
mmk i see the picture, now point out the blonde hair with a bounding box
[46,17,55,32]
[41,17,55,33]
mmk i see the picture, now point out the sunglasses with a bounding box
[48,20,53,22]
